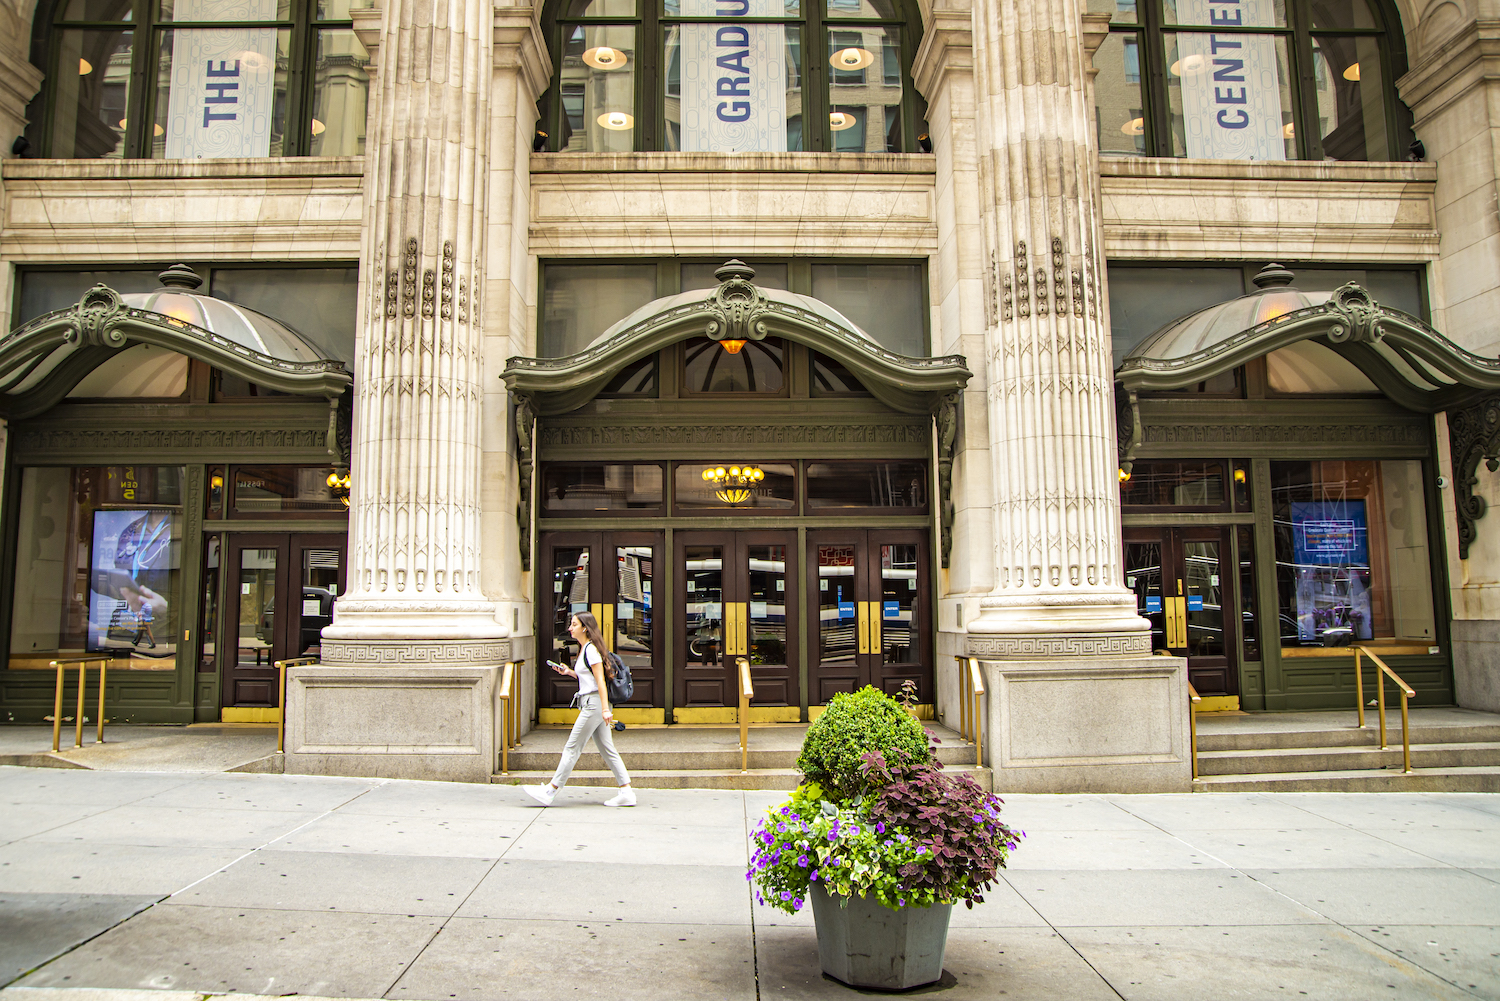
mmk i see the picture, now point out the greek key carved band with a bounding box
[320,639,513,666]
[965,633,1151,659]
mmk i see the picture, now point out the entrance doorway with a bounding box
[221,533,345,709]
[807,530,931,704]
[540,532,663,713]
[1123,527,1238,698]
[673,530,799,713]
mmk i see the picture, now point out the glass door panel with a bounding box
[294,537,345,659]
[680,541,726,706]
[1123,527,1238,698]
[239,548,278,670]
[542,540,593,708]
[611,537,661,706]
[1183,540,1224,660]
[221,534,289,709]
[743,536,797,707]
[1124,539,1165,651]
[880,543,917,664]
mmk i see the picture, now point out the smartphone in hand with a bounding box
[547,659,570,674]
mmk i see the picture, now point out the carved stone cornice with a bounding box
[1396,18,1500,127]
[0,49,43,137]
[538,422,931,449]
[1080,11,1113,74]
[911,1,973,101]
[494,7,553,102]
[350,4,384,70]
[13,424,332,463]
[1139,420,1429,450]
[1447,393,1500,560]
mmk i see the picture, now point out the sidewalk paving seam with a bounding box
[377,789,551,999]
[1107,799,1490,999]
[996,869,1129,1000]
[742,792,761,1001]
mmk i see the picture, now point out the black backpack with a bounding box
[605,650,634,703]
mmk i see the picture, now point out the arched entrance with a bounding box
[503,261,970,723]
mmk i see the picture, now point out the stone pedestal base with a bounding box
[284,641,511,782]
[1453,619,1500,713]
[977,653,1191,793]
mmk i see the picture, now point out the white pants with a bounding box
[549,692,630,789]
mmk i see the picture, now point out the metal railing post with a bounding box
[1354,646,1365,729]
[274,657,319,754]
[96,658,107,745]
[51,660,65,752]
[498,661,515,775]
[1188,682,1202,779]
[967,657,984,767]
[74,660,88,749]
[738,657,752,773]
[1354,646,1416,774]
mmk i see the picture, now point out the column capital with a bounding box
[494,7,553,101]
[1396,18,1500,129]
[911,0,973,101]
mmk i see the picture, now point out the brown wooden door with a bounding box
[806,529,931,705]
[538,531,662,709]
[221,533,345,709]
[673,530,799,709]
[1123,526,1238,698]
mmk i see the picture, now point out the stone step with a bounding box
[492,764,993,792]
[1196,741,1500,776]
[503,733,980,774]
[1194,766,1500,793]
[1196,722,1500,753]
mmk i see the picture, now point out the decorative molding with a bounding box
[14,425,329,460]
[966,632,1152,659]
[1447,394,1500,560]
[1140,422,1428,447]
[538,423,931,447]
[319,638,512,666]
[1115,389,1141,476]
[1014,241,1031,319]
[936,393,959,568]
[516,397,535,572]
[703,260,771,345]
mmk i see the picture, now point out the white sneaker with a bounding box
[524,783,556,807]
[604,787,636,808]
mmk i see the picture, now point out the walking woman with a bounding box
[524,611,635,807]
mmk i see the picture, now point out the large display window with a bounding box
[1271,460,1435,650]
[10,465,186,669]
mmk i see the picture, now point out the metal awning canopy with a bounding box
[1115,270,1500,413]
[502,260,970,415]
[0,267,351,421]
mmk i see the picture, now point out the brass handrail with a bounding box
[954,656,985,767]
[49,657,110,752]
[738,657,753,773]
[1187,682,1202,780]
[495,660,525,775]
[274,657,319,754]
[1354,645,1415,773]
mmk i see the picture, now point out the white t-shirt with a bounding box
[574,643,604,696]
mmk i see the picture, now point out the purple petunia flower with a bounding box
[849,826,860,836]
[794,897,803,908]
[875,822,885,834]
[777,823,787,832]
[780,806,790,815]
[780,891,791,901]
[810,870,819,881]
[762,832,774,845]
[797,855,809,867]
[828,830,838,841]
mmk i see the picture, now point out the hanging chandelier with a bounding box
[702,464,763,504]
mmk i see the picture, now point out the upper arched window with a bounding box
[27,0,369,159]
[1091,0,1409,161]
[535,0,925,153]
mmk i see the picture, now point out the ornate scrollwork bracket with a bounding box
[1115,388,1142,479]
[67,284,128,349]
[515,396,536,571]
[1448,394,1500,559]
[1324,282,1385,345]
[704,259,770,346]
[936,392,960,568]
[328,391,353,465]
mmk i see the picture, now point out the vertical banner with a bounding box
[679,0,787,152]
[88,509,181,653]
[165,0,278,159]
[1174,0,1285,160]
[1290,500,1372,643]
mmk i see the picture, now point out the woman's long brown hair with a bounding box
[572,611,613,679]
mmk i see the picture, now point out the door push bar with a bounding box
[1163,579,1189,649]
[857,601,882,655]
[724,602,749,657]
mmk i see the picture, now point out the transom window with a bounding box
[29,0,369,159]
[1091,0,1409,161]
[536,0,924,152]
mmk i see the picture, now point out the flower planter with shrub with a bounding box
[748,687,1023,991]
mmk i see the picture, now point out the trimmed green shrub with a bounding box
[796,686,931,799]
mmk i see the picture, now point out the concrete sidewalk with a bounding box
[0,767,1497,1000]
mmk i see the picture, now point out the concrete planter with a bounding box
[808,884,953,990]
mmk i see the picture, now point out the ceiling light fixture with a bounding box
[79,57,93,74]
[1343,62,1360,81]
[702,465,764,505]
[583,45,628,70]
[830,46,875,70]
[1120,117,1144,136]
[829,111,858,131]
[598,110,634,130]
[1169,54,1206,76]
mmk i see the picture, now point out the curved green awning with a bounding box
[502,261,970,415]
[1115,276,1500,413]
[0,276,351,420]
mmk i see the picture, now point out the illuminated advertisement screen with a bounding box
[88,509,181,653]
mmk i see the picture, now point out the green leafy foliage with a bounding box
[795,686,930,799]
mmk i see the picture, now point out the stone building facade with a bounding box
[0,0,1496,790]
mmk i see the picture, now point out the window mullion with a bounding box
[807,0,825,151]
[1138,0,1172,158]
[1288,2,1322,160]
[641,5,656,152]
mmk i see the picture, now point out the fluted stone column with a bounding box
[286,0,507,781]
[962,0,1189,791]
